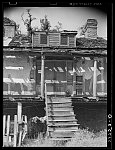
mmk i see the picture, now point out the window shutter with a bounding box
[40,34,47,44]
[60,35,68,45]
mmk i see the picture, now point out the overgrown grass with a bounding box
[66,129,107,147]
[21,129,107,147]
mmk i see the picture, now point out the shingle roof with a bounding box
[8,34,107,50]
[76,37,107,49]
[9,34,31,47]
[4,17,16,25]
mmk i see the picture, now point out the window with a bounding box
[40,34,47,44]
[60,35,68,45]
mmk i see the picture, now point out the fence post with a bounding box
[45,82,49,137]
[6,115,10,143]
[3,115,6,136]
[3,115,6,146]
[93,59,97,97]
[41,52,45,98]
[24,115,27,133]
[17,102,22,123]
[18,130,22,147]
[14,115,18,147]
[21,115,27,142]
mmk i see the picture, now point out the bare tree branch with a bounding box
[21,12,26,25]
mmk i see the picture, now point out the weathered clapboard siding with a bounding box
[32,32,40,47]
[32,32,48,47]
[69,36,75,47]
[48,33,60,46]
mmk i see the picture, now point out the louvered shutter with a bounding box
[40,34,47,44]
[60,35,68,45]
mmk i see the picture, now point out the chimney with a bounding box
[82,19,98,39]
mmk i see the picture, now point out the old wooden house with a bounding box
[3,18,107,99]
[3,18,107,137]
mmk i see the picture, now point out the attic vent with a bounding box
[40,34,47,44]
[60,35,68,45]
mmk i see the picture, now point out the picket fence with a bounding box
[3,115,27,147]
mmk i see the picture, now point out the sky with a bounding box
[4,7,107,39]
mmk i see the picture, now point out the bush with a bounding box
[26,116,47,139]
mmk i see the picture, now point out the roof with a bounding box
[76,37,107,49]
[33,30,78,35]
[8,34,31,47]
[61,30,78,35]
[3,37,12,46]
[6,34,107,55]
[4,17,16,26]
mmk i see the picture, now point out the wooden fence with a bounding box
[3,115,27,147]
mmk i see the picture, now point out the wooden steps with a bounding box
[48,103,72,107]
[48,107,73,111]
[48,115,76,120]
[48,123,79,126]
[48,128,78,132]
[47,98,72,103]
[45,97,79,140]
[48,126,78,131]
[48,111,74,116]
[48,120,77,123]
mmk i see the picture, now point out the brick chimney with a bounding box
[81,19,98,39]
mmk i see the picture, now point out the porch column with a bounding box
[41,52,45,98]
[72,61,76,96]
[93,59,97,97]
[101,58,104,93]
[17,102,22,123]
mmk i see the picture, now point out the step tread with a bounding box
[47,101,72,104]
[49,129,78,132]
[48,117,76,121]
[48,126,78,129]
[48,124,79,127]
[48,107,73,110]
[48,112,74,116]
[48,109,74,112]
[48,102,72,105]
[48,114,75,117]
[48,106,73,108]
[48,119,77,122]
